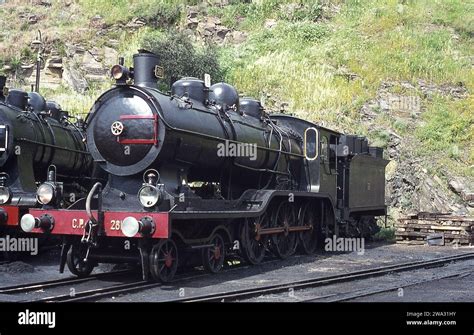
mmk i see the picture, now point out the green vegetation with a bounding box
[142,30,224,90]
[0,0,471,179]
[79,0,192,25]
[40,82,112,116]
[414,97,473,176]
[370,129,391,149]
[373,227,396,242]
[214,0,473,177]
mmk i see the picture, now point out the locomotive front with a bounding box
[0,77,94,231]
[86,52,304,208]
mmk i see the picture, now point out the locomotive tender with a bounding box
[0,75,99,242]
[21,51,388,282]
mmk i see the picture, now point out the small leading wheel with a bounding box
[66,244,95,277]
[149,239,178,283]
[270,201,297,259]
[241,214,269,265]
[298,202,320,254]
[202,233,226,273]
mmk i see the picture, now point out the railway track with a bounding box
[305,269,474,302]
[4,252,472,302]
[165,252,474,302]
[35,268,227,302]
[0,269,132,295]
[34,280,159,302]
[5,257,279,302]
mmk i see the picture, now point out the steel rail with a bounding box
[0,269,131,294]
[168,252,474,302]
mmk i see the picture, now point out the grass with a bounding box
[79,0,192,25]
[40,81,112,117]
[0,0,90,63]
[0,0,471,178]
[216,0,473,176]
[373,227,396,242]
[414,96,473,177]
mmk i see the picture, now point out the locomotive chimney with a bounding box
[133,50,160,89]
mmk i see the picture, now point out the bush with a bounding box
[80,0,184,26]
[278,2,324,22]
[373,227,395,242]
[133,2,182,28]
[141,30,224,90]
[20,47,34,62]
[285,22,328,43]
[9,56,22,73]
[370,129,391,148]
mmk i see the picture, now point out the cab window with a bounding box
[304,127,319,160]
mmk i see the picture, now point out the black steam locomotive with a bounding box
[22,51,388,282]
[0,75,100,243]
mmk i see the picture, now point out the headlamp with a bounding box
[0,186,11,204]
[36,182,55,205]
[138,185,161,208]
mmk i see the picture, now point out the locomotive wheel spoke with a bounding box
[270,201,297,259]
[298,201,321,254]
[241,214,268,265]
[150,239,178,283]
[201,233,225,273]
[66,244,95,278]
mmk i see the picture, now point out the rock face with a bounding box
[449,177,474,206]
[360,81,423,122]
[62,63,88,94]
[62,44,117,92]
[16,44,117,93]
[361,80,472,217]
[19,52,63,90]
[89,15,106,29]
[4,3,247,93]
[185,8,247,45]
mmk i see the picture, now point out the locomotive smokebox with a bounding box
[133,51,160,89]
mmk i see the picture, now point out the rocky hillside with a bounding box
[0,0,472,222]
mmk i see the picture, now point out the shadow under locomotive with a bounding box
[20,51,389,283]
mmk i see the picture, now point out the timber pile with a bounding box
[396,212,474,246]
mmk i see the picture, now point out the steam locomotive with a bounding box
[0,75,101,249]
[21,51,388,282]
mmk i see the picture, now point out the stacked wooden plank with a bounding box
[396,212,474,246]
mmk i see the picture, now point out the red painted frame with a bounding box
[0,206,20,226]
[27,209,169,239]
[117,114,159,145]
